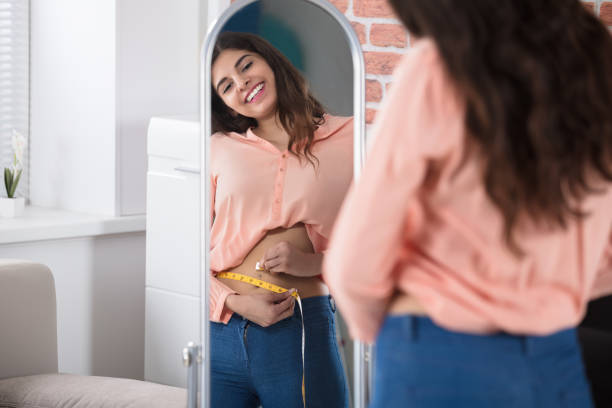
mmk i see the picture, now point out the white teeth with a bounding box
[247,83,263,102]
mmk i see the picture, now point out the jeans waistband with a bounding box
[385,315,578,357]
[228,295,335,325]
[298,294,335,314]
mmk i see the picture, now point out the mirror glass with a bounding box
[204,0,360,406]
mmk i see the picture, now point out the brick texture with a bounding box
[354,0,395,18]
[351,22,367,45]
[366,80,383,102]
[601,2,612,26]
[370,24,407,48]
[364,52,401,75]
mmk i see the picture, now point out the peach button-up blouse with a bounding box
[210,115,353,323]
[323,39,612,343]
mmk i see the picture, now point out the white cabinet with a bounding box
[147,161,200,296]
[145,287,200,387]
[145,115,200,388]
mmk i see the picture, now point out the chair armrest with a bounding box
[0,259,58,380]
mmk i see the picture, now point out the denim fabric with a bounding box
[211,295,349,408]
[370,315,595,408]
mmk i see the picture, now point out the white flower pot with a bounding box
[0,197,25,218]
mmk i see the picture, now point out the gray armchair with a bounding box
[0,260,187,408]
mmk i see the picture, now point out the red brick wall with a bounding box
[328,0,407,124]
[328,0,612,124]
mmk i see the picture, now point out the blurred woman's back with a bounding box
[324,1,612,407]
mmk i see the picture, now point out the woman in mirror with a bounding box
[324,0,612,407]
[208,31,351,408]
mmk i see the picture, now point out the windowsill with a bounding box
[0,206,146,244]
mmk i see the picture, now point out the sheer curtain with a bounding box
[0,0,29,200]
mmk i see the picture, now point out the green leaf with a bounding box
[8,169,22,198]
[4,168,12,197]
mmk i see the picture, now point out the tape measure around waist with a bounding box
[217,272,300,298]
[216,271,306,407]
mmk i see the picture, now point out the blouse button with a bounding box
[279,168,284,172]
[275,199,280,204]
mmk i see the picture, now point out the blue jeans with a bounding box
[371,315,595,408]
[211,295,349,408]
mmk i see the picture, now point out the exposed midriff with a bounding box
[218,223,329,299]
[387,291,427,316]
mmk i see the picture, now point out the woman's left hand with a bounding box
[258,241,323,277]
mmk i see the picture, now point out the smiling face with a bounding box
[212,49,278,122]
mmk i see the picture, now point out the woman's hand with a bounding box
[257,241,323,277]
[225,290,296,327]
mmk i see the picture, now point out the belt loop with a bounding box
[408,315,419,342]
[328,295,337,313]
[521,335,530,356]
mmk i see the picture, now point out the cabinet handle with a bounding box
[174,166,200,174]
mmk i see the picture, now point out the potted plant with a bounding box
[0,129,27,217]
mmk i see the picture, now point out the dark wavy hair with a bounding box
[211,32,326,165]
[389,0,612,254]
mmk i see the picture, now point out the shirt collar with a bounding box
[233,114,353,143]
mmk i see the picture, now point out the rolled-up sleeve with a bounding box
[210,276,236,323]
[323,41,457,343]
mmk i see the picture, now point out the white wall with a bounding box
[30,0,206,216]
[0,233,146,379]
[30,0,117,215]
[116,0,202,215]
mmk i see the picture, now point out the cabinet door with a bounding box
[146,168,200,297]
[145,287,199,387]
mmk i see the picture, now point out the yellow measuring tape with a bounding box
[217,272,300,298]
[217,271,306,407]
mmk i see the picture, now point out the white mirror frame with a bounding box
[199,1,366,406]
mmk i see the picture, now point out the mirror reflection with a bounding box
[207,1,357,406]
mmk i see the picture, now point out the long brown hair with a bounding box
[211,32,326,165]
[389,0,612,254]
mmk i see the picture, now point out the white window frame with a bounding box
[0,0,29,200]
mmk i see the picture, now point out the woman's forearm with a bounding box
[224,291,296,327]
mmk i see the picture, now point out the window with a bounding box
[0,0,29,199]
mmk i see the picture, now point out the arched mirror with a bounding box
[198,0,366,406]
